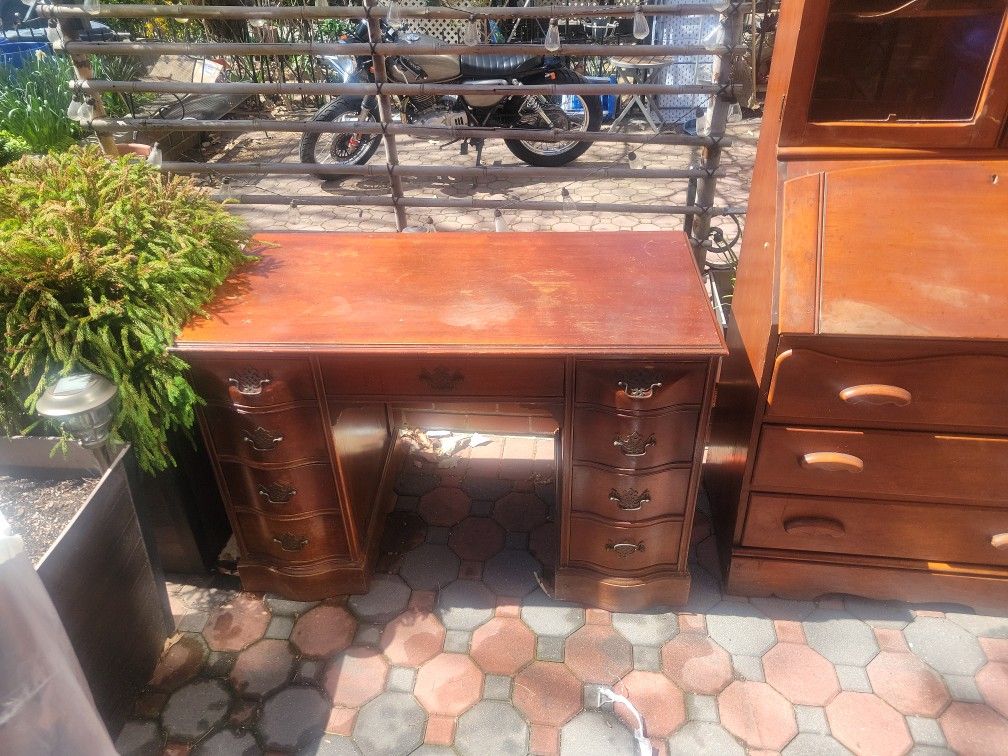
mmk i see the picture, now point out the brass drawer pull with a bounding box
[605,541,645,558]
[800,452,864,473]
[783,516,846,537]
[258,482,297,505]
[613,432,656,457]
[228,369,272,396]
[609,487,651,511]
[242,426,284,452]
[839,384,912,407]
[617,375,663,400]
[273,533,308,552]
[419,366,464,391]
[992,533,1008,550]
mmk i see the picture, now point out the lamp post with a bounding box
[35,373,118,469]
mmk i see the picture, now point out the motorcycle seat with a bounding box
[459,54,543,78]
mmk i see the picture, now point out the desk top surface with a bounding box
[176,231,726,355]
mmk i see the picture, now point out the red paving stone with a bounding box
[615,670,687,738]
[976,661,1008,719]
[418,487,472,527]
[826,691,913,756]
[325,706,357,736]
[980,637,1008,662]
[529,724,560,755]
[470,616,536,675]
[514,661,582,726]
[414,653,483,716]
[228,699,258,730]
[290,604,357,657]
[677,613,707,633]
[448,516,506,561]
[202,593,271,652]
[873,626,910,653]
[717,680,797,751]
[229,638,293,697]
[163,743,191,755]
[492,491,548,532]
[458,559,483,581]
[325,647,389,708]
[763,642,840,706]
[660,633,734,694]
[495,596,521,617]
[424,715,456,745]
[379,607,446,667]
[409,590,437,611]
[773,619,806,645]
[940,701,1008,756]
[585,607,612,625]
[866,651,950,717]
[149,634,205,691]
[564,623,633,685]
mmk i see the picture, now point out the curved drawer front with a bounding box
[575,360,706,411]
[752,426,1008,505]
[742,494,1008,568]
[572,407,699,470]
[571,465,691,522]
[567,515,682,573]
[203,405,329,465]
[220,461,339,516]
[188,357,316,407]
[768,349,1008,431]
[235,511,350,564]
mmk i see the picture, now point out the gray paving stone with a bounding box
[461,477,513,502]
[560,710,636,756]
[162,679,231,740]
[483,549,541,597]
[536,635,565,662]
[348,574,412,625]
[314,734,362,755]
[445,629,472,653]
[905,617,987,675]
[795,705,830,734]
[946,612,1008,639]
[632,645,662,672]
[783,733,853,756]
[612,609,679,646]
[707,600,777,656]
[297,659,322,683]
[388,666,417,693]
[908,747,956,756]
[176,610,209,634]
[265,615,294,640]
[411,748,457,756]
[264,595,319,616]
[456,700,529,756]
[749,596,816,621]
[484,674,512,700]
[667,721,745,756]
[907,716,947,747]
[204,651,236,678]
[505,531,529,550]
[196,730,260,755]
[353,692,427,756]
[395,470,440,497]
[353,623,382,647]
[427,526,450,545]
[732,654,765,682]
[803,608,880,667]
[469,500,494,516]
[685,694,720,723]
[943,673,985,702]
[399,543,460,591]
[844,596,914,629]
[394,495,419,512]
[115,720,163,756]
[521,588,585,637]
[259,686,330,751]
[435,579,495,630]
[836,664,872,692]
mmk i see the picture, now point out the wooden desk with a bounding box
[175,231,725,610]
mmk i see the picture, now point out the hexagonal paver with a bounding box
[259,686,330,751]
[667,722,745,756]
[460,476,513,502]
[782,733,854,756]
[803,608,879,667]
[514,661,582,726]
[380,606,446,667]
[399,543,460,591]
[291,605,357,657]
[614,670,686,737]
[314,734,362,755]
[229,638,295,697]
[706,600,778,657]
[149,634,208,692]
[196,730,259,754]
[325,647,390,708]
[612,609,679,647]
[455,700,529,756]
[202,593,271,652]
[115,721,163,755]
[470,616,536,675]
[435,580,496,631]
[353,692,427,756]
[492,491,548,532]
[947,612,1008,639]
[418,487,471,527]
[483,549,541,597]
[448,516,506,561]
[905,616,987,676]
[718,680,797,751]
[521,589,585,637]
[661,634,734,694]
[529,521,557,568]
[749,596,817,622]
[866,651,951,717]
[763,642,840,706]
[395,469,440,497]
[977,661,1008,719]
[826,691,913,756]
[560,711,636,756]
[347,574,411,625]
[414,653,484,716]
[162,679,231,740]
[940,701,1008,755]
[564,623,633,685]
[844,596,913,629]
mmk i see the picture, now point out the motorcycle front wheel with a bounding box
[299,97,383,179]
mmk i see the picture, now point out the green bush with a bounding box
[0,53,82,154]
[0,131,30,166]
[0,146,252,472]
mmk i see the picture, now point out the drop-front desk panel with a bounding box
[174,232,725,611]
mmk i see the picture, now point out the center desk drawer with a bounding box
[753,426,1008,505]
[568,515,682,573]
[742,494,1008,568]
[320,356,564,398]
[768,348,1008,431]
[573,407,699,470]
[203,405,329,465]
[235,511,350,564]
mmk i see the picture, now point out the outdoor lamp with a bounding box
[36,373,118,467]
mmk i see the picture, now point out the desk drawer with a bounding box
[567,515,682,573]
[742,494,1008,568]
[572,407,699,470]
[768,348,1008,431]
[575,360,706,411]
[188,357,316,407]
[203,405,329,465]
[571,465,691,522]
[220,462,339,516]
[320,356,564,398]
[236,511,350,564]
[752,426,1008,506]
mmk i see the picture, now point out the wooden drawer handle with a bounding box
[273,533,308,552]
[258,482,297,505]
[242,426,284,452]
[839,384,912,407]
[419,367,464,391]
[800,452,864,473]
[783,516,846,537]
[605,541,645,558]
[613,432,656,457]
[992,533,1008,550]
[609,487,651,511]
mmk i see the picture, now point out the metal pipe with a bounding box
[57,19,118,155]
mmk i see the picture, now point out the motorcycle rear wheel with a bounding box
[299,97,383,179]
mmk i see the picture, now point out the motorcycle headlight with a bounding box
[322,55,356,83]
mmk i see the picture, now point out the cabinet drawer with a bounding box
[567,515,682,573]
[188,357,316,407]
[575,360,706,411]
[752,426,1008,506]
[742,494,1008,568]
[572,407,699,470]
[320,356,564,398]
[220,462,339,515]
[768,349,1008,431]
[203,405,329,465]
[235,511,350,564]
[571,465,691,522]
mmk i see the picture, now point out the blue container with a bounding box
[0,39,49,68]
[562,76,617,121]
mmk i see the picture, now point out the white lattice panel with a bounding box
[401,0,465,42]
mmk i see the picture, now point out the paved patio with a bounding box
[115,432,1008,756]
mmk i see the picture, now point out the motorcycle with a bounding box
[300,20,603,175]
